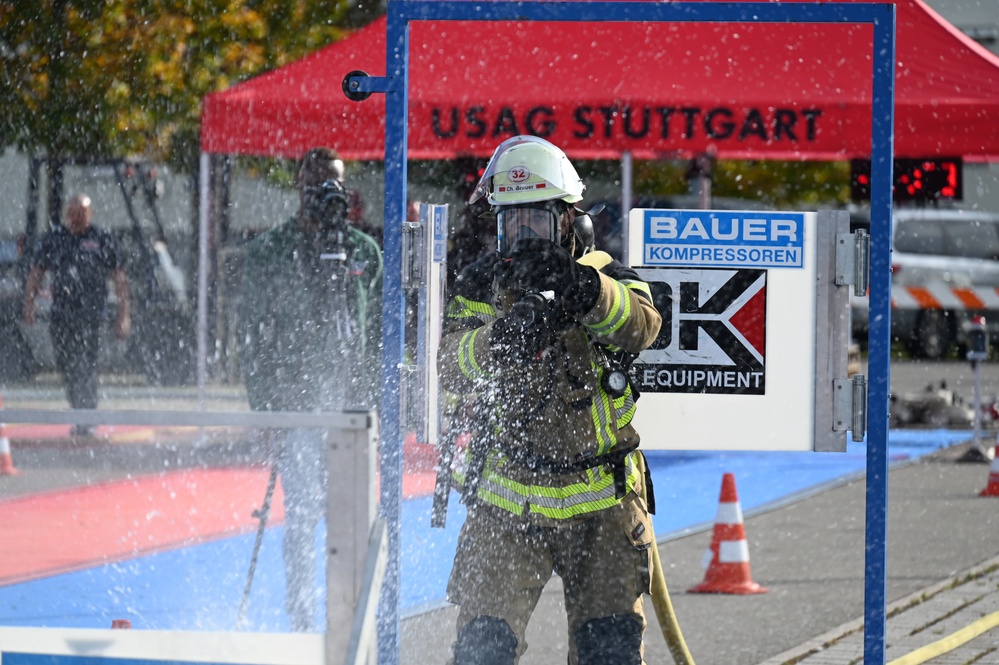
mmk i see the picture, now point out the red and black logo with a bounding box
[633,268,767,395]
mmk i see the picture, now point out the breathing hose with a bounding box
[636,451,696,665]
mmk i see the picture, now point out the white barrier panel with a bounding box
[0,410,379,665]
[628,209,849,452]
[0,627,323,665]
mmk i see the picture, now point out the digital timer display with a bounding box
[850,158,963,202]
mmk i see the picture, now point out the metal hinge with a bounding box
[398,363,425,434]
[401,221,425,289]
[835,228,870,296]
[833,375,868,442]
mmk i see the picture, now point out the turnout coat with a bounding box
[438,249,662,527]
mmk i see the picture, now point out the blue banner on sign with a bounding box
[642,210,805,268]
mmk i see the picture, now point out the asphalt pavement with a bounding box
[401,441,999,665]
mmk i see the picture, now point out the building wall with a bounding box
[924,0,999,52]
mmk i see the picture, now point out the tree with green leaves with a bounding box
[1,0,848,208]
[0,0,383,170]
[633,158,851,209]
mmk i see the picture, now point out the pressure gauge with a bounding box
[602,368,629,398]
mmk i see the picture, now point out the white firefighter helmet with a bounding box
[469,135,585,206]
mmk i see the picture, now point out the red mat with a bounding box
[0,465,437,587]
[0,467,285,586]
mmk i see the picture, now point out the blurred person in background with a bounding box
[347,188,383,247]
[238,147,382,631]
[23,193,131,437]
[446,197,494,291]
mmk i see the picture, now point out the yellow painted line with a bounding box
[105,426,200,445]
[887,609,999,665]
[107,428,156,444]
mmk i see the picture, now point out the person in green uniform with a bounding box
[239,147,382,631]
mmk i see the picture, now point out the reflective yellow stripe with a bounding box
[615,387,637,428]
[621,279,652,299]
[451,470,527,516]
[457,330,474,378]
[448,296,496,321]
[478,487,525,516]
[589,281,631,336]
[457,328,491,380]
[466,454,642,520]
[591,370,616,455]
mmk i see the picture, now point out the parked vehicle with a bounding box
[851,207,999,359]
[0,159,195,385]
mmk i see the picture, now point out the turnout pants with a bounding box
[51,314,101,410]
[447,495,654,665]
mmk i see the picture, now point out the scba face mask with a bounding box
[303,180,349,233]
[496,202,572,256]
[498,204,555,255]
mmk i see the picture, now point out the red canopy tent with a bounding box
[201,0,999,162]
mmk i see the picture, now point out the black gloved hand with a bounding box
[491,293,553,364]
[509,238,601,317]
[509,238,575,295]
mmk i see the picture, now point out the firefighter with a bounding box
[438,136,663,665]
[238,148,382,631]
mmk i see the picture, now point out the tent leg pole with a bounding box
[197,152,211,412]
[621,151,633,264]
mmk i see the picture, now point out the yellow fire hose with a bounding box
[636,452,697,665]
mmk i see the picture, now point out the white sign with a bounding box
[628,209,822,452]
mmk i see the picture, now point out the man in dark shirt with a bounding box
[23,193,131,435]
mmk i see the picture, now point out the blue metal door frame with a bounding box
[351,2,895,663]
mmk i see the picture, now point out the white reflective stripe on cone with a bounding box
[715,501,743,525]
[719,540,751,564]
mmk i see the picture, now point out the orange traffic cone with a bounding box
[980,453,999,497]
[0,434,17,476]
[0,392,18,477]
[688,473,766,594]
